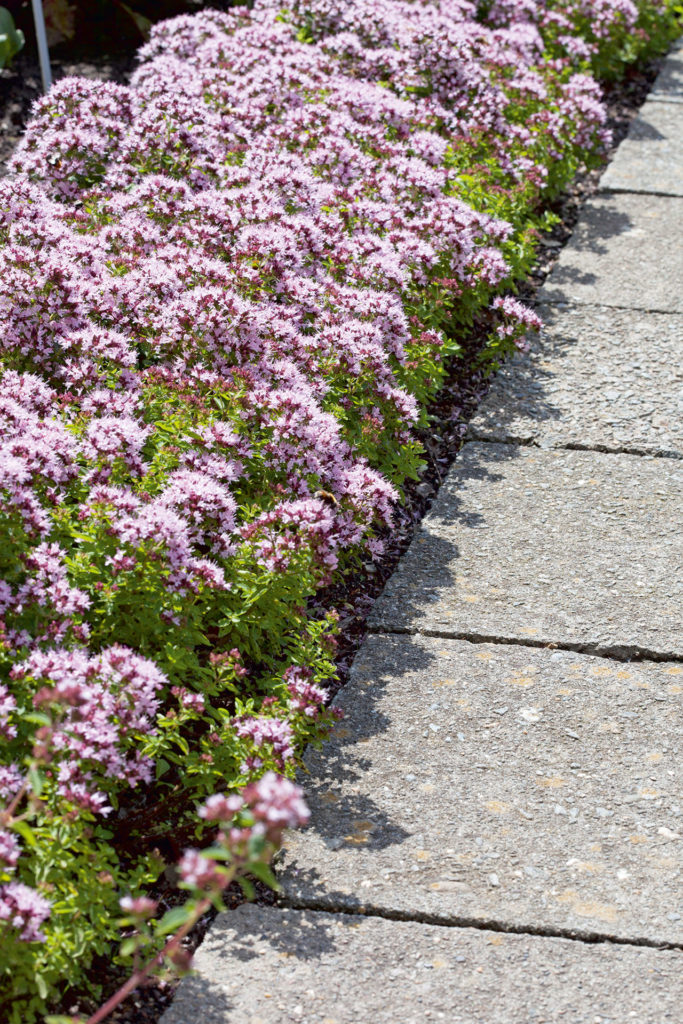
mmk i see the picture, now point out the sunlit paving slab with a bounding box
[539,193,683,312]
[161,905,682,1024]
[276,635,682,945]
[368,443,682,658]
[600,101,683,195]
[468,306,683,457]
[650,36,683,103]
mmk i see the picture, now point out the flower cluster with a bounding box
[0,0,679,1017]
[189,771,310,870]
[0,827,50,946]
[0,882,51,943]
[255,0,611,185]
[18,645,164,814]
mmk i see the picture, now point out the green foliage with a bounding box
[0,2,680,1019]
[0,6,24,69]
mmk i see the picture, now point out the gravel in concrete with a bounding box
[467,306,683,457]
[650,37,683,104]
[539,193,683,312]
[600,101,683,195]
[368,443,682,657]
[161,905,683,1024]
[277,635,683,944]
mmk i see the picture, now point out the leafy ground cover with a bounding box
[0,1,680,1019]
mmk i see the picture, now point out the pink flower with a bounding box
[0,764,23,801]
[177,848,225,890]
[119,895,159,919]
[284,665,329,719]
[234,716,295,769]
[0,830,20,869]
[16,646,165,813]
[0,882,51,942]
[242,772,310,833]
[198,793,243,822]
[0,684,17,740]
[172,686,206,714]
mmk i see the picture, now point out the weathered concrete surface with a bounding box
[651,37,683,104]
[600,101,683,195]
[468,306,683,457]
[370,442,679,655]
[539,193,683,312]
[369,443,682,657]
[162,905,683,1024]
[277,635,683,944]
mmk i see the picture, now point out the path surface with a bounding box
[162,40,683,1024]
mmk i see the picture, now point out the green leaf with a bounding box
[202,846,234,862]
[21,711,51,727]
[155,905,192,937]
[11,819,37,848]
[208,889,226,912]
[248,861,280,891]
[119,936,143,958]
[117,2,152,39]
[237,876,255,900]
[28,765,44,797]
[0,8,24,69]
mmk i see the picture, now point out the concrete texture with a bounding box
[600,101,683,195]
[161,905,683,1024]
[539,193,683,312]
[650,38,683,104]
[467,306,683,457]
[369,443,683,657]
[277,635,683,944]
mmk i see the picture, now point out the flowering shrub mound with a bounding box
[0,0,679,1016]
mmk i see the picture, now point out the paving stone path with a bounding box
[163,42,683,1024]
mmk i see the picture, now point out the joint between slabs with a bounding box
[365,626,683,665]
[279,897,683,953]
[467,436,682,460]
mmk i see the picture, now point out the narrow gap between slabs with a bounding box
[540,299,683,316]
[467,436,683,460]
[365,626,683,665]
[279,898,683,953]
[597,187,683,199]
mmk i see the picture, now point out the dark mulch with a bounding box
[0,21,669,1023]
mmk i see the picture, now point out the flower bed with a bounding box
[0,1,679,1017]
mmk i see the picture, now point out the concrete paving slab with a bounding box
[600,101,683,195]
[161,904,683,1024]
[277,634,683,944]
[467,306,683,457]
[650,37,683,103]
[539,193,683,312]
[368,444,683,657]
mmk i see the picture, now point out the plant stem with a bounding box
[85,895,213,1024]
[2,779,28,821]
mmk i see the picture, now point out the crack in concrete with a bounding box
[540,298,683,316]
[366,624,683,664]
[281,896,683,952]
[597,186,683,199]
[466,435,682,460]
